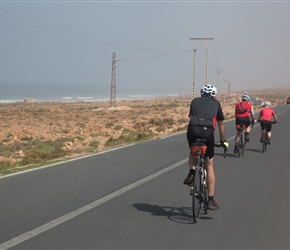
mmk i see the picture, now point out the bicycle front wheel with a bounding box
[192,169,201,223]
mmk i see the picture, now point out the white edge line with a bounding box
[0,144,136,179]
[0,158,187,249]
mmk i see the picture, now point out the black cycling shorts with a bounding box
[187,126,215,159]
[235,117,251,131]
[260,120,272,132]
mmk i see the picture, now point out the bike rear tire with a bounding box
[262,134,267,153]
[192,169,201,223]
[242,142,245,156]
[203,184,208,214]
[237,144,242,158]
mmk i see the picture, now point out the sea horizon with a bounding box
[0,82,191,103]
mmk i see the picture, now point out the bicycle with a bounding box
[189,139,208,223]
[189,139,227,223]
[236,123,247,158]
[259,121,277,153]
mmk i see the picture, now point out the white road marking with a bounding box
[0,158,187,249]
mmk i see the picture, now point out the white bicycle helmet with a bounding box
[242,95,250,102]
[264,101,271,107]
[200,84,217,97]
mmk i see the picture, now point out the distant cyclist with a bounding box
[257,101,277,145]
[184,84,228,210]
[233,94,256,154]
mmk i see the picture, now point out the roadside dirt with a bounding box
[1,88,289,162]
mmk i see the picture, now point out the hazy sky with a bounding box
[1,0,290,97]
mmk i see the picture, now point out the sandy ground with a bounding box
[0,88,289,162]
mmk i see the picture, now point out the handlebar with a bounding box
[215,141,228,158]
[251,120,256,128]
[215,141,228,149]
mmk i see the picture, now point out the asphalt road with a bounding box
[1,105,290,250]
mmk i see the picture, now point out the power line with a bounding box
[0,26,106,49]
[117,49,193,62]
[0,7,184,52]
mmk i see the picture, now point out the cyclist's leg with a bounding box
[205,132,219,210]
[260,121,266,142]
[260,120,267,142]
[265,122,272,144]
[205,157,219,210]
[205,157,215,197]
[235,131,241,145]
[184,126,202,184]
[244,118,251,141]
[234,118,241,153]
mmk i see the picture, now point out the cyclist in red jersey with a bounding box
[233,95,256,154]
[257,101,277,145]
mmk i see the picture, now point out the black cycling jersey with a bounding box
[188,97,224,130]
[187,97,224,159]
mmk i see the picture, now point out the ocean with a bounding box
[0,82,184,103]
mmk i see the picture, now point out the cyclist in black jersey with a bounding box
[183,84,227,210]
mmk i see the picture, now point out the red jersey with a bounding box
[235,101,252,118]
[260,107,275,121]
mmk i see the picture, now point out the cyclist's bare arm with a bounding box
[250,107,256,122]
[217,120,225,142]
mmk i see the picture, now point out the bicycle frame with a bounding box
[262,130,268,153]
[259,121,276,153]
[190,139,208,223]
[236,123,247,158]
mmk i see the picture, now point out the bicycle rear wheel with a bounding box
[237,142,242,158]
[241,133,245,156]
[242,142,246,156]
[264,140,267,152]
[192,168,201,223]
[262,134,267,153]
[202,184,208,214]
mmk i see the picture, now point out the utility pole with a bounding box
[223,79,231,107]
[215,68,223,94]
[191,40,197,99]
[110,52,116,108]
[189,38,213,99]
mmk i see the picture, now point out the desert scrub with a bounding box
[89,140,100,148]
[0,160,19,172]
[75,136,85,141]
[105,122,114,128]
[0,143,14,158]
[114,125,123,130]
[20,138,72,166]
[104,131,154,148]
